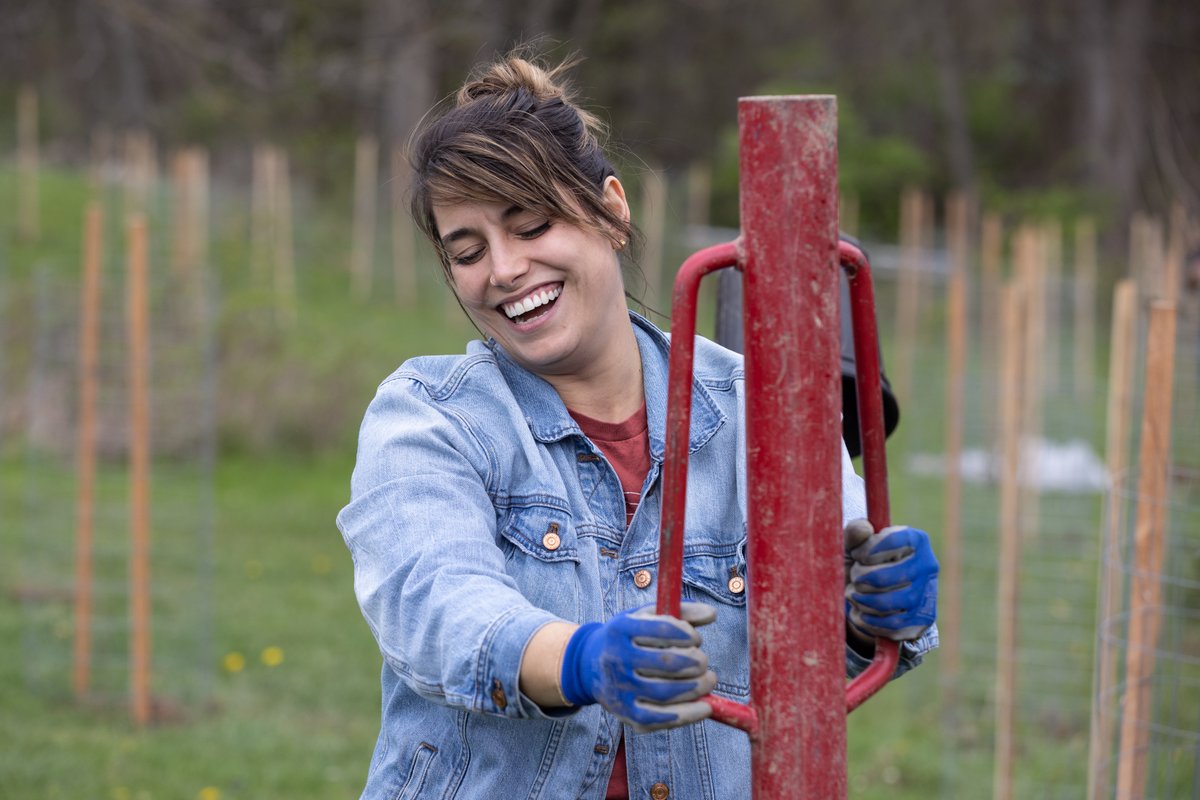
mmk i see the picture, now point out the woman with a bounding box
[337,54,938,800]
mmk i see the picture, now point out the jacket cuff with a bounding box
[475,606,569,719]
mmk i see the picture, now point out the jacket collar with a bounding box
[488,311,726,462]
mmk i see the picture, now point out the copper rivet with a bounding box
[650,782,670,800]
[491,680,507,710]
[633,569,652,589]
[728,575,745,594]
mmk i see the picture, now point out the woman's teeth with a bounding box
[503,285,562,319]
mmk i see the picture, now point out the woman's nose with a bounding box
[488,243,528,289]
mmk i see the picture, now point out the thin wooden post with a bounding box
[1074,218,1098,401]
[390,145,418,306]
[979,212,1003,449]
[127,214,153,726]
[1042,220,1063,394]
[1115,302,1178,798]
[352,135,379,300]
[17,85,39,242]
[838,192,859,238]
[640,166,668,305]
[251,144,274,284]
[1086,278,1139,800]
[170,150,195,277]
[1017,226,1046,537]
[274,149,297,327]
[73,203,104,699]
[894,187,925,407]
[942,191,969,694]
[1164,202,1185,307]
[993,281,1026,800]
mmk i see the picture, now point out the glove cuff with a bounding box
[559,622,602,707]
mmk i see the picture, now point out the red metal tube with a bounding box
[740,96,845,799]
[656,241,741,620]
[838,240,902,712]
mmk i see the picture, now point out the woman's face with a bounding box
[433,177,633,380]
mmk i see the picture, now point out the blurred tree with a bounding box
[0,0,1194,235]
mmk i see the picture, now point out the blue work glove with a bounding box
[844,520,938,641]
[560,602,718,732]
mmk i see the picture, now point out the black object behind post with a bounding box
[713,235,900,458]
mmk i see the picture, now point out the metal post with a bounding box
[739,96,844,798]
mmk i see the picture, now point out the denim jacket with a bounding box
[337,312,936,800]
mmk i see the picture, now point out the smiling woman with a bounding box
[335,50,938,800]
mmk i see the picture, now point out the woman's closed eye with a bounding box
[515,220,551,239]
[450,247,485,267]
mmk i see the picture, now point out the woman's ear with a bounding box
[601,176,631,225]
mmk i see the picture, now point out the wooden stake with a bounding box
[274,149,297,327]
[979,212,1004,450]
[1115,301,1177,799]
[894,187,925,407]
[993,281,1026,800]
[1086,278,1138,800]
[17,85,39,242]
[1015,225,1045,537]
[838,192,859,238]
[1163,202,1185,306]
[73,203,103,699]
[351,135,379,300]
[390,146,418,306]
[640,167,668,306]
[251,144,273,284]
[1042,220,1063,394]
[126,214,153,726]
[1074,218,1098,401]
[942,191,969,694]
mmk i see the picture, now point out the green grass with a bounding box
[3,159,1197,799]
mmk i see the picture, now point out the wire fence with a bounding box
[17,181,217,722]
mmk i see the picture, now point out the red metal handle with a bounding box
[838,239,901,713]
[655,241,759,736]
[654,239,898,736]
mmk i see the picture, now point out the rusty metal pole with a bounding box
[740,96,844,799]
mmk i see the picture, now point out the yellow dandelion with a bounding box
[198,787,221,800]
[110,788,132,800]
[261,646,284,667]
[222,652,246,673]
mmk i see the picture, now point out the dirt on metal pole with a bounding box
[739,95,844,799]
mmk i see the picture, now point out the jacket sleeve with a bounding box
[336,375,561,719]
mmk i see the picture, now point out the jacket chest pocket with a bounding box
[497,502,581,622]
[681,542,750,698]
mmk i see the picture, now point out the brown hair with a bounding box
[409,54,636,277]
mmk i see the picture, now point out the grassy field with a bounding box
[9,161,1190,799]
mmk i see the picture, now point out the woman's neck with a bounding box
[545,322,644,423]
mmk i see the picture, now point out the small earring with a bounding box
[616,238,627,251]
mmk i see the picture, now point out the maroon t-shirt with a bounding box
[569,402,651,800]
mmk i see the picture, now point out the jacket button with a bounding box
[650,782,670,800]
[543,522,561,551]
[728,575,745,594]
[633,569,652,589]
[491,679,507,710]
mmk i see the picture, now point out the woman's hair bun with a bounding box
[457,56,570,106]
